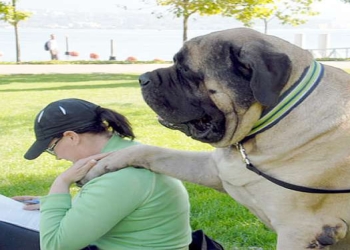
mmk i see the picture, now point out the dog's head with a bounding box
[139,28,311,147]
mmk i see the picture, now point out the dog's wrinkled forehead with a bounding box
[174,29,259,72]
[174,42,200,71]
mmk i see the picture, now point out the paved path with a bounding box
[0,61,349,75]
[0,64,173,75]
[319,61,350,70]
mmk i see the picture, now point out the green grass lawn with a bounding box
[0,73,277,249]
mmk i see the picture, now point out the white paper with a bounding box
[0,194,40,231]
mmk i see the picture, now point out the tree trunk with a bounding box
[264,19,268,34]
[182,14,189,43]
[12,0,21,63]
[14,23,21,63]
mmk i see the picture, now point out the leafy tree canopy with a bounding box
[0,1,32,25]
[156,0,222,17]
[145,0,321,39]
[217,0,275,26]
[221,0,321,28]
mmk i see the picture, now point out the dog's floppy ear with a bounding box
[237,41,292,107]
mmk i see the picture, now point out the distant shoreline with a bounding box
[1,28,350,62]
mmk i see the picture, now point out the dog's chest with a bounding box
[214,148,283,228]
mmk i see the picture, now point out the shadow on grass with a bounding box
[0,74,140,85]
[0,82,140,92]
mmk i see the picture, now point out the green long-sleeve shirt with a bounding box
[40,135,191,250]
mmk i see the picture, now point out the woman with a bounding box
[19,98,191,250]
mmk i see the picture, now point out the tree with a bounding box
[140,0,319,41]
[0,0,32,63]
[223,0,321,34]
[152,0,280,42]
[155,0,222,43]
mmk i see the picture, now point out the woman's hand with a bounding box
[12,196,40,211]
[49,153,110,194]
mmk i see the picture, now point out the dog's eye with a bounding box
[237,64,252,80]
[239,65,250,75]
[177,64,189,73]
[175,64,203,85]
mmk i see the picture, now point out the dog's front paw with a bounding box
[78,163,110,186]
[307,221,348,249]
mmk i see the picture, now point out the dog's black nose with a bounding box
[139,73,151,86]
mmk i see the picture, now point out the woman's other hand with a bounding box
[12,196,40,210]
[50,153,110,194]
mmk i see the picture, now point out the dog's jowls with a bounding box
[82,28,350,249]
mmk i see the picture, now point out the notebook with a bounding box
[0,194,40,231]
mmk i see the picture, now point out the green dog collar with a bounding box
[247,60,324,138]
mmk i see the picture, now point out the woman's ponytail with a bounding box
[96,107,135,140]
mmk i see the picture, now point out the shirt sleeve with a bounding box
[40,168,153,250]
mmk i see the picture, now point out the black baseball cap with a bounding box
[24,98,99,160]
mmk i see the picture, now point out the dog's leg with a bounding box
[81,145,224,191]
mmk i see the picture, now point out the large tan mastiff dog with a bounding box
[83,28,350,249]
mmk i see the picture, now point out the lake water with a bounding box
[1,27,350,62]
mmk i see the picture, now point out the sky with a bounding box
[313,0,350,18]
[16,0,350,26]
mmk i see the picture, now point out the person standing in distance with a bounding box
[47,34,59,60]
